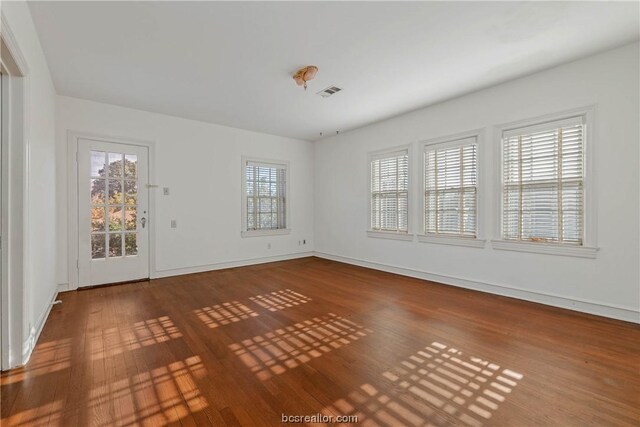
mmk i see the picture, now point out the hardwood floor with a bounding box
[2,257,639,426]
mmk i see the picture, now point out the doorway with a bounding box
[1,28,28,369]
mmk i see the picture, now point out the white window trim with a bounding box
[491,106,598,258]
[491,239,597,258]
[417,234,486,248]
[417,129,485,248]
[241,228,291,238]
[367,230,414,241]
[367,144,412,238]
[240,156,291,238]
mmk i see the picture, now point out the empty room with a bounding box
[1,1,639,426]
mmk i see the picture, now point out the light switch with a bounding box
[163,187,170,196]
[171,220,177,228]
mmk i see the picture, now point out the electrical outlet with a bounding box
[163,187,170,196]
[303,239,306,245]
[171,220,177,228]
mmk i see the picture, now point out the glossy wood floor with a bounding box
[2,257,639,426]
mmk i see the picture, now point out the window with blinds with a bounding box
[502,116,585,245]
[370,150,409,232]
[424,138,477,237]
[245,161,287,231]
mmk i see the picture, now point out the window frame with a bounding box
[240,156,291,238]
[418,130,485,248]
[492,107,598,258]
[367,145,413,241]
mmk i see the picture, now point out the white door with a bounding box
[78,139,149,286]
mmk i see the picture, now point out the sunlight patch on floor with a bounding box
[323,342,524,427]
[4,400,64,427]
[249,289,312,312]
[86,355,208,427]
[1,339,71,384]
[194,301,259,328]
[90,316,182,360]
[229,313,371,380]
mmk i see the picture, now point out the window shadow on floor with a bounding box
[324,341,524,427]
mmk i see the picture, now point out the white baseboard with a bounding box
[22,286,59,366]
[51,251,638,324]
[57,283,70,293]
[313,251,640,324]
[153,251,315,279]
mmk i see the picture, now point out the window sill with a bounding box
[417,234,485,248]
[241,229,291,238]
[490,239,598,258]
[366,230,414,241]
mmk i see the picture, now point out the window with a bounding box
[501,116,585,245]
[242,159,289,236]
[423,137,478,238]
[369,149,409,234]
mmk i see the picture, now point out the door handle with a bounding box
[140,217,147,228]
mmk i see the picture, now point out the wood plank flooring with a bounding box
[2,257,639,426]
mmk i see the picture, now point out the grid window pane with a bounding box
[91,207,106,232]
[245,162,287,231]
[91,179,106,205]
[91,234,106,259]
[108,153,123,178]
[109,207,124,232]
[109,233,123,257]
[125,207,137,231]
[108,180,123,204]
[125,233,138,256]
[424,140,477,237]
[502,120,584,245]
[370,151,409,233]
[91,151,106,177]
[124,180,138,206]
[124,154,137,178]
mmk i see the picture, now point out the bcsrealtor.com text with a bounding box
[281,413,358,424]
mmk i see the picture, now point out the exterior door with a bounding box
[78,139,149,286]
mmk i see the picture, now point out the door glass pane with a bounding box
[125,154,137,178]
[91,179,106,204]
[109,207,124,231]
[109,233,123,257]
[124,180,137,205]
[108,153,123,178]
[125,207,137,231]
[91,151,106,177]
[125,233,138,256]
[91,207,106,232]
[89,148,142,263]
[108,180,123,204]
[91,234,106,259]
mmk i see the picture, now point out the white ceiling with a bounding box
[28,1,639,141]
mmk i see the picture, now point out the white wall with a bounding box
[1,1,58,364]
[56,96,315,286]
[314,42,640,323]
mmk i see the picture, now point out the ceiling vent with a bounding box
[316,85,343,98]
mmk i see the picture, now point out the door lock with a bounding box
[140,217,147,228]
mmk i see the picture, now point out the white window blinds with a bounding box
[370,150,409,232]
[424,138,477,237]
[502,116,585,245]
[245,161,287,231]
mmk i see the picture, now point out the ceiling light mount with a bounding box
[293,65,318,90]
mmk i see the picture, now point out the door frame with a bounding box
[1,13,30,369]
[67,131,157,290]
